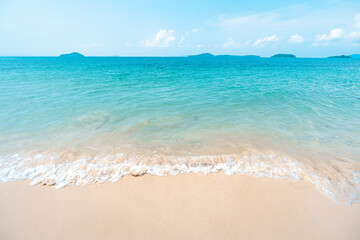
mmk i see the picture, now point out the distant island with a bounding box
[188,53,215,58]
[271,54,296,58]
[188,53,261,59]
[59,52,85,58]
[50,53,359,59]
[328,55,351,58]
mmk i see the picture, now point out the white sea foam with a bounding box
[1,152,359,205]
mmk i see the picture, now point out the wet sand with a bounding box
[1,174,360,240]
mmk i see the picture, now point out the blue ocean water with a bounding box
[0,57,359,204]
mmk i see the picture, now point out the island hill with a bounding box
[59,52,85,58]
[327,54,360,58]
[327,55,351,58]
[271,54,296,58]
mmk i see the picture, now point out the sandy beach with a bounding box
[2,1,360,240]
[1,174,359,240]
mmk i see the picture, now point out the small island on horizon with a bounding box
[271,54,296,58]
[188,53,215,58]
[59,52,85,58]
[327,55,351,59]
[188,53,302,59]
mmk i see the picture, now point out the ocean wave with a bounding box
[0,152,359,205]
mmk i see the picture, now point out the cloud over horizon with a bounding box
[253,35,279,47]
[354,12,360,28]
[222,37,243,49]
[289,34,304,44]
[1,0,360,56]
[143,29,176,47]
[316,28,345,42]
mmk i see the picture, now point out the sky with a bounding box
[0,0,360,57]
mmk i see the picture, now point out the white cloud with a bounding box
[354,12,360,28]
[196,44,205,48]
[184,28,198,35]
[178,36,185,45]
[288,34,304,43]
[216,7,360,50]
[253,35,279,47]
[346,31,360,41]
[313,13,360,45]
[222,37,238,48]
[222,37,250,48]
[143,29,176,47]
[316,28,344,41]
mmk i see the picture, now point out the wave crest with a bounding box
[1,152,359,205]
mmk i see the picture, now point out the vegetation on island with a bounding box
[59,52,85,58]
[188,53,215,58]
[327,55,351,58]
[271,54,296,58]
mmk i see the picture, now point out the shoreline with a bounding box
[1,174,360,240]
[2,152,358,204]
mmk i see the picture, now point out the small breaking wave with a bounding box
[0,152,359,205]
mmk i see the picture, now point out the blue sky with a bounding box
[0,0,360,57]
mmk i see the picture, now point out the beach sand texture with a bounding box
[1,174,359,240]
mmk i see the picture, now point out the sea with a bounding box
[0,56,359,204]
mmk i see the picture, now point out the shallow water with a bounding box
[0,57,359,204]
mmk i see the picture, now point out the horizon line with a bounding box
[0,54,358,58]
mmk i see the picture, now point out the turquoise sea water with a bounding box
[0,57,359,204]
